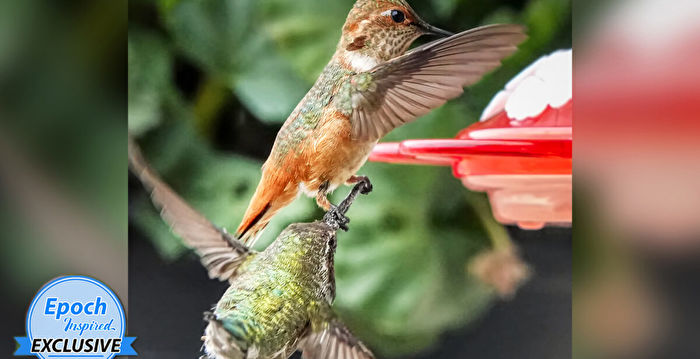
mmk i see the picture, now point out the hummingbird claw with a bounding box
[323,180,371,231]
[327,204,350,231]
[347,175,373,195]
[357,176,373,194]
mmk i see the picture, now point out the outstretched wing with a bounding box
[128,139,252,282]
[298,321,374,359]
[351,24,527,141]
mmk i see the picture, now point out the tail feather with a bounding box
[236,201,271,244]
[235,173,298,246]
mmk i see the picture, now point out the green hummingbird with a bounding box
[235,0,526,245]
[129,140,374,359]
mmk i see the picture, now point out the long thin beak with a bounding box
[419,22,454,37]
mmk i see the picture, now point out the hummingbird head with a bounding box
[338,0,453,71]
[269,180,371,304]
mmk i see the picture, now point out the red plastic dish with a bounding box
[369,100,572,230]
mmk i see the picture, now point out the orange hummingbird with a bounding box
[236,0,526,244]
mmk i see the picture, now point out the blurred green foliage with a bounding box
[0,0,128,302]
[129,0,570,356]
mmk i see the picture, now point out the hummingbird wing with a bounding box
[202,314,246,359]
[350,24,527,141]
[129,139,253,282]
[298,321,374,359]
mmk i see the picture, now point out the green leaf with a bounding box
[234,55,307,123]
[160,0,308,123]
[260,0,350,82]
[161,0,253,76]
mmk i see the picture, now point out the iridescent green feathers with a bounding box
[129,139,375,359]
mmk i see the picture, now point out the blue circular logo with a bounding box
[14,276,137,358]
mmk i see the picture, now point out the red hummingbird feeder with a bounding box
[370,50,572,230]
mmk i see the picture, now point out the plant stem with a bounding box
[465,191,511,250]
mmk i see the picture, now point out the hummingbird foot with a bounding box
[315,182,333,211]
[326,204,351,231]
[346,175,373,195]
[323,180,371,231]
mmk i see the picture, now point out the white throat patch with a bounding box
[345,52,380,72]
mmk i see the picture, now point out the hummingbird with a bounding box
[129,140,374,359]
[236,0,526,245]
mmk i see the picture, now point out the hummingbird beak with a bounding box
[418,22,454,37]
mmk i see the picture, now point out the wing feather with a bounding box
[351,24,526,140]
[299,321,374,359]
[128,139,252,282]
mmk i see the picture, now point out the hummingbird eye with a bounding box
[390,10,405,23]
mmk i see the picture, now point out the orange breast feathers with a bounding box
[302,110,370,189]
[236,110,373,245]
